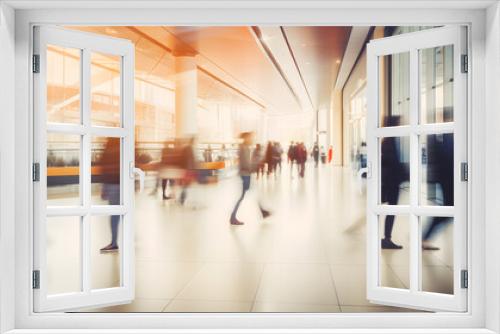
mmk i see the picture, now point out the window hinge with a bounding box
[32,270,40,289]
[32,162,40,182]
[461,269,468,289]
[461,54,468,73]
[32,54,40,73]
[461,162,468,182]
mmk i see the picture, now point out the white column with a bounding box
[332,89,343,166]
[175,56,197,137]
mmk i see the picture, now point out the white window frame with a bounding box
[366,26,468,312]
[0,1,498,333]
[33,25,136,312]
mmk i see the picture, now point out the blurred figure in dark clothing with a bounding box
[159,141,182,200]
[230,132,271,225]
[99,138,121,253]
[287,142,295,164]
[381,116,408,250]
[265,142,275,176]
[422,133,454,250]
[296,142,307,178]
[288,142,297,175]
[204,145,213,163]
[178,137,197,205]
[273,142,283,173]
[157,137,197,204]
[320,146,326,164]
[253,143,265,179]
[312,143,320,167]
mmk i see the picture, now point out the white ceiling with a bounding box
[160,26,352,115]
[70,25,353,117]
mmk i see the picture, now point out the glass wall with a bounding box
[349,86,367,170]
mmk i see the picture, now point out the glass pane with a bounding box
[91,137,121,205]
[91,52,121,127]
[47,133,81,206]
[379,52,410,127]
[419,45,454,124]
[380,136,410,205]
[421,216,454,294]
[91,215,122,289]
[46,216,81,294]
[419,133,454,206]
[378,215,409,289]
[46,45,81,124]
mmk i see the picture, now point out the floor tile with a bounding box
[176,262,264,302]
[135,260,204,299]
[331,264,404,306]
[255,263,338,305]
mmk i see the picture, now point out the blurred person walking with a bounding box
[380,116,408,249]
[230,132,271,225]
[287,142,295,164]
[273,142,283,173]
[178,137,197,205]
[312,143,320,168]
[265,142,275,177]
[99,138,121,253]
[253,143,265,179]
[288,142,297,175]
[204,144,213,162]
[159,141,182,200]
[320,146,326,164]
[421,133,454,250]
[296,142,307,178]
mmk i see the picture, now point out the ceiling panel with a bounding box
[282,26,351,112]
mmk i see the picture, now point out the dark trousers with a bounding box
[103,183,120,247]
[161,178,174,197]
[299,162,305,177]
[383,185,400,240]
[423,179,454,241]
[231,175,251,221]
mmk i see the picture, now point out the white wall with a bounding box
[0,2,16,333]
[485,2,500,332]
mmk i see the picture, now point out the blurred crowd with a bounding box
[93,123,452,253]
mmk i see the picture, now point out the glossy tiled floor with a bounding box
[49,163,453,312]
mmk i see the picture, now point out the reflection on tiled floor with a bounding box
[48,164,454,312]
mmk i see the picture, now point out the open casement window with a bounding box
[366,26,468,312]
[33,26,137,312]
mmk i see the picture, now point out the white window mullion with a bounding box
[409,48,420,294]
[90,205,127,216]
[46,123,86,135]
[374,125,411,138]
[81,48,91,295]
[415,122,454,135]
[90,126,128,138]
